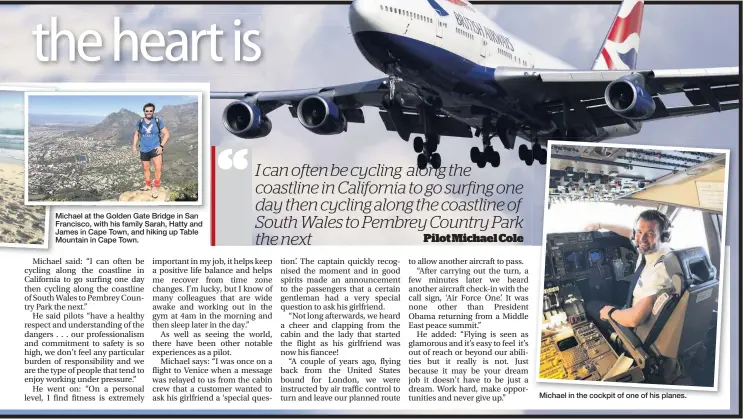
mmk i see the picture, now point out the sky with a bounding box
[0,2,738,415]
[0,90,23,129]
[26,94,198,116]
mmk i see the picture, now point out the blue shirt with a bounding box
[136,118,165,152]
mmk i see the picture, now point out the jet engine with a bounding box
[297,95,347,135]
[222,100,272,139]
[604,74,656,120]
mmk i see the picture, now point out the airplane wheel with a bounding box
[533,143,547,165]
[524,152,534,166]
[484,145,494,158]
[490,151,501,168]
[426,140,438,153]
[413,136,424,153]
[484,146,497,167]
[518,144,529,161]
[476,155,487,168]
[430,153,441,169]
[416,153,428,170]
[470,147,480,163]
[533,143,542,156]
[537,148,547,165]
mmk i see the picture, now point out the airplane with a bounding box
[212,0,740,170]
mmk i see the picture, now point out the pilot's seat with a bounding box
[608,247,718,385]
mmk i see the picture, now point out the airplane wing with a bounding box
[211,77,478,140]
[212,67,738,142]
[493,66,740,132]
[212,78,389,117]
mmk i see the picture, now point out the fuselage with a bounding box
[349,0,574,88]
[348,0,577,127]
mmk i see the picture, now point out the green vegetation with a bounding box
[170,179,199,201]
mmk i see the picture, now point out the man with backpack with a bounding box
[132,102,170,198]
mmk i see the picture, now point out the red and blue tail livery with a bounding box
[593,0,644,70]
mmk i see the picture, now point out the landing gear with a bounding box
[518,144,534,166]
[413,103,442,170]
[496,117,517,151]
[470,119,500,168]
[414,134,441,169]
[470,145,500,168]
[382,79,412,142]
[518,142,548,166]
[472,116,550,168]
[534,143,547,165]
[413,135,438,153]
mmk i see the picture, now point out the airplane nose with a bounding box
[349,0,378,33]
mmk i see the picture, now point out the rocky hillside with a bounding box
[77,102,198,143]
[118,187,172,202]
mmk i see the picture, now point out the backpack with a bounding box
[137,118,162,137]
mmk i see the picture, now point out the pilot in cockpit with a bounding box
[582,210,674,337]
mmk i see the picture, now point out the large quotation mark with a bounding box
[218,148,249,170]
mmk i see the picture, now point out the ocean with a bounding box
[0,129,23,150]
[0,129,25,163]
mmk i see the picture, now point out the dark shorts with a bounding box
[140,149,161,161]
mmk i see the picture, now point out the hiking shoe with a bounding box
[152,186,159,198]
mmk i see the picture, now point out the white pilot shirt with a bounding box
[631,242,673,307]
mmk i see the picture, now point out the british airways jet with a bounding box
[212,0,739,170]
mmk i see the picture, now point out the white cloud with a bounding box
[481,5,501,22]
[569,5,612,53]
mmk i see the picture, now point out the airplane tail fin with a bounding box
[592,0,645,70]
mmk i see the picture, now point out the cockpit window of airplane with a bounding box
[664,208,710,255]
[545,202,711,256]
[544,202,652,234]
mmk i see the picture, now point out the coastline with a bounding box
[0,158,46,245]
[0,148,24,165]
